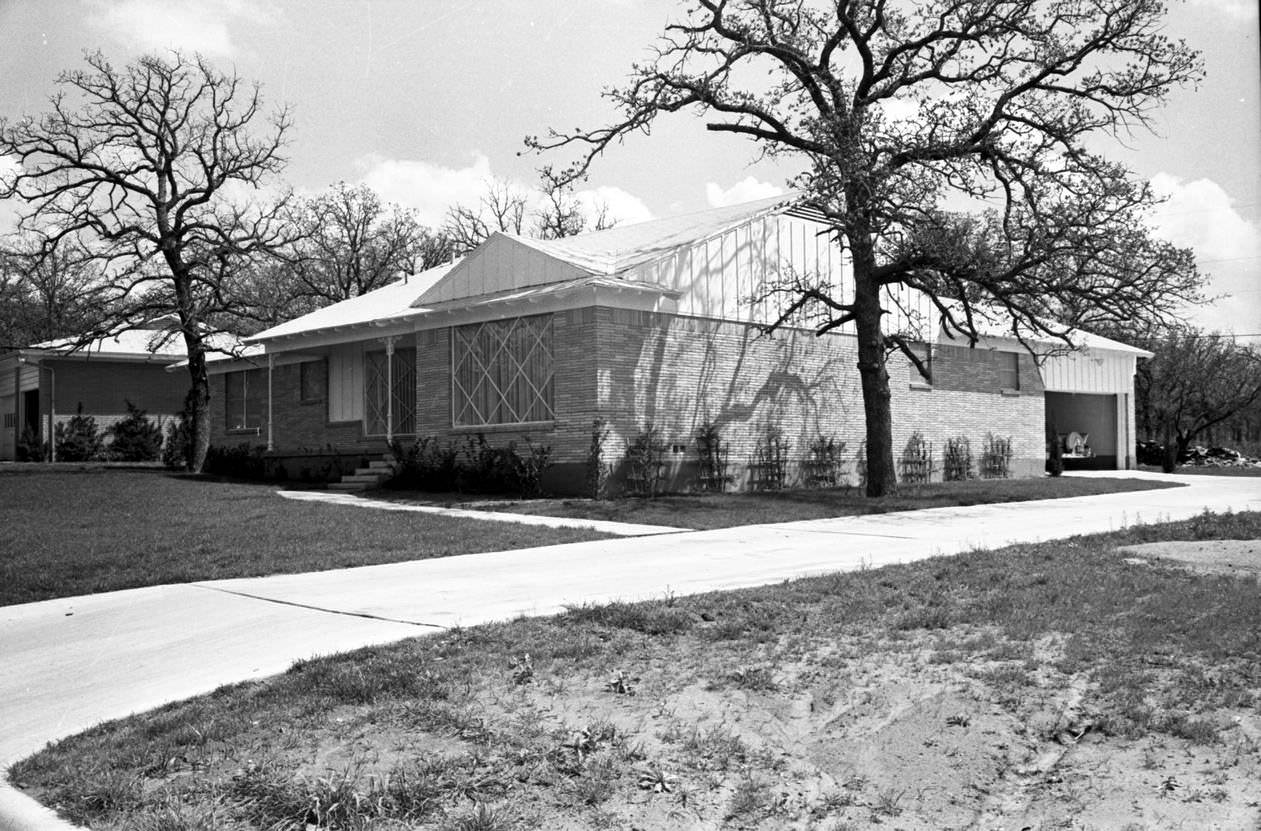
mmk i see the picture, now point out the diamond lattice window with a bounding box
[452,315,554,426]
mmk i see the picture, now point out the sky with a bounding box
[0,0,1258,338]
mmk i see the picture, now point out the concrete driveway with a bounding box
[2,471,1259,830]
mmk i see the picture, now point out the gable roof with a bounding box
[248,261,456,343]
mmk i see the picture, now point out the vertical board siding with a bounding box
[328,342,365,422]
[1040,350,1135,393]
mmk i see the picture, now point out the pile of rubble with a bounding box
[1138,440,1261,469]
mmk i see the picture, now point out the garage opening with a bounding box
[1045,392,1118,470]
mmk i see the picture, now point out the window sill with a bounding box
[451,420,556,435]
[299,398,325,406]
[1000,388,1022,397]
[226,427,261,436]
[908,382,933,392]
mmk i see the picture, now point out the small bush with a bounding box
[942,435,973,481]
[162,408,193,470]
[106,400,164,461]
[750,422,790,491]
[981,433,1013,478]
[1046,420,1064,477]
[803,434,845,488]
[625,425,667,497]
[16,425,46,461]
[389,436,459,491]
[695,420,730,493]
[585,418,611,499]
[55,405,105,462]
[898,431,933,484]
[204,443,268,479]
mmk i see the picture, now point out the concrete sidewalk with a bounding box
[2,471,1259,830]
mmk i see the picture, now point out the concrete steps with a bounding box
[329,456,395,492]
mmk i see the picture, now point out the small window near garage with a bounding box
[2,412,14,429]
[907,342,933,385]
[224,370,263,431]
[997,352,1020,390]
[299,359,326,403]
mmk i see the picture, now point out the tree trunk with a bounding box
[851,235,896,498]
[182,337,212,473]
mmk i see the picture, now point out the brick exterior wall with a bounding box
[208,361,375,452]
[247,306,1047,491]
[595,309,1046,491]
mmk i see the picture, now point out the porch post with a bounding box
[266,353,275,452]
[384,337,395,445]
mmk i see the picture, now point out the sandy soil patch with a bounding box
[1119,539,1261,580]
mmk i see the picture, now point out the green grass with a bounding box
[0,468,609,606]
[453,475,1182,529]
[12,511,1259,829]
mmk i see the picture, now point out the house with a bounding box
[0,321,191,461]
[209,194,1149,491]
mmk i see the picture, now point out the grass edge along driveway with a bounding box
[10,510,1261,830]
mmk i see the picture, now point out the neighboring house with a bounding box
[0,322,190,461]
[209,194,1149,491]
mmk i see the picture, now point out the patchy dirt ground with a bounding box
[1118,539,1261,581]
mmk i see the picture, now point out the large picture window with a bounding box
[452,315,554,426]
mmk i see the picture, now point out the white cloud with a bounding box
[83,0,278,58]
[1187,0,1257,20]
[574,186,653,226]
[356,154,497,228]
[705,176,784,207]
[356,154,655,231]
[1149,173,1261,335]
[1149,174,1260,262]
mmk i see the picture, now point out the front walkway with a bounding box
[2,471,1258,830]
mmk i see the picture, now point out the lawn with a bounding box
[0,468,609,606]
[11,512,1260,830]
[410,475,1183,530]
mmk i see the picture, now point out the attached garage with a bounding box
[1039,335,1151,470]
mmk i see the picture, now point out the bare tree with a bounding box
[1132,327,1261,472]
[0,51,293,471]
[0,233,107,347]
[531,0,1204,496]
[282,181,435,310]
[444,171,616,254]
[443,178,528,254]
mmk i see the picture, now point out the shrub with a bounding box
[106,400,164,461]
[1046,420,1064,477]
[695,420,730,493]
[803,434,845,488]
[625,425,667,497]
[458,433,519,494]
[510,438,552,498]
[749,422,789,491]
[55,405,104,462]
[163,405,193,470]
[388,436,459,491]
[585,418,611,499]
[980,433,1013,478]
[204,444,268,480]
[942,435,973,481]
[16,425,46,461]
[898,431,933,484]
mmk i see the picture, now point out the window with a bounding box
[452,315,554,426]
[299,360,326,403]
[997,352,1020,390]
[2,412,13,429]
[907,342,932,384]
[224,370,264,431]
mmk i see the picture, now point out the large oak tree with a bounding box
[533,0,1204,496]
[0,51,292,471]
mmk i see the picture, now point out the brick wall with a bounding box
[596,309,1047,490]
[208,362,373,451]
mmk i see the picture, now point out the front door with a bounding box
[365,347,416,438]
